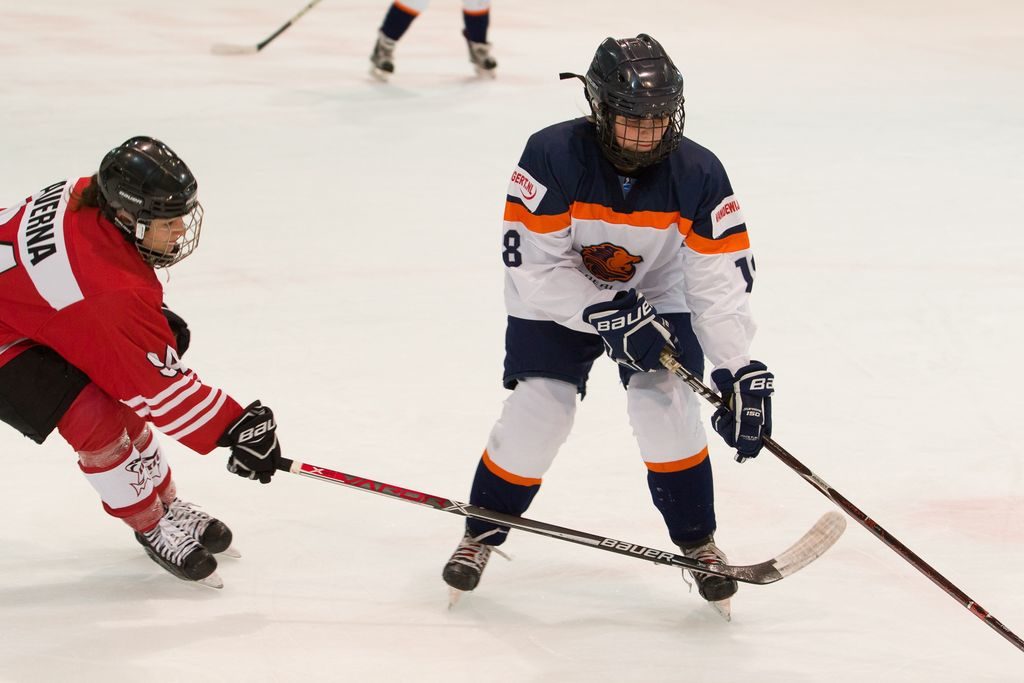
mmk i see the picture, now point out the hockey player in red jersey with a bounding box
[0,137,286,588]
[442,35,775,617]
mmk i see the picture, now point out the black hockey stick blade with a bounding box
[278,458,845,585]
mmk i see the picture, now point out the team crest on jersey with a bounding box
[507,165,548,213]
[581,242,643,282]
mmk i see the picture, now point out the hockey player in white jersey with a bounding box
[442,34,775,615]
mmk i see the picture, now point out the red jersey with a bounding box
[0,177,243,454]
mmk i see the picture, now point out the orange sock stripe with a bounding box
[393,1,420,16]
[482,450,542,486]
[463,9,490,16]
[645,446,709,473]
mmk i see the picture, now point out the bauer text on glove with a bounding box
[217,401,283,484]
[710,361,774,463]
[582,289,678,372]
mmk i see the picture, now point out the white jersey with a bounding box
[500,118,757,374]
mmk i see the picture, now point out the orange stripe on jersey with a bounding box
[572,202,687,232]
[684,230,750,255]
[393,1,421,16]
[482,450,542,486]
[645,446,709,473]
[504,201,571,234]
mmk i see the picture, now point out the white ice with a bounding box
[1,1,1022,680]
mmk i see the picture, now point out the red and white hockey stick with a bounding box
[659,350,1024,653]
[276,457,845,585]
[211,0,324,55]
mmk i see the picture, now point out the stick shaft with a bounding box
[255,0,324,52]
[275,458,841,584]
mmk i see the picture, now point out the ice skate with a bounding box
[680,536,737,621]
[463,31,497,77]
[166,498,239,558]
[442,529,506,606]
[370,31,396,81]
[135,517,222,588]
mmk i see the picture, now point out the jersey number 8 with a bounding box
[502,229,522,268]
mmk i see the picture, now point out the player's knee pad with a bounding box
[627,370,708,469]
[485,377,577,480]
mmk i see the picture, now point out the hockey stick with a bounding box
[211,0,324,55]
[659,350,1024,653]
[276,457,845,585]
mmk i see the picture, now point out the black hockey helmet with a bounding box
[582,34,685,171]
[97,136,203,268]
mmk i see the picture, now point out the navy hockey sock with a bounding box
[465,456,540,544]
[647,456,717,546]
[462,11,490,44]
[380,3,417,41]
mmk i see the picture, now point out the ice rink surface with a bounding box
[1,0,1022,680]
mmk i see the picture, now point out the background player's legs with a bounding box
[462,0,496,74]
[462,0,491,43]
[380,0,427,41]
[370,0,429,76]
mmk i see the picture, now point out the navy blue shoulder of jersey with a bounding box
[515,118,597,215]
[667,137,743,240]
[515,120,740,238]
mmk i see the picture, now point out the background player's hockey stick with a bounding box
[276,457,845,585]
[211,0,324,55]
[659,349,1024,653]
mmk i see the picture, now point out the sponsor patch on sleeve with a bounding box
[710,194,745,238]
[507,165,548,213]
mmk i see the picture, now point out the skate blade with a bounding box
[197,571,224,589]
[219,545,242,559]
[708,598,731,621]
[473,66,497,79]
[369,66,392,82]
[448,587,467,609]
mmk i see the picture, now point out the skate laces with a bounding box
[144,518,202,566]
[681,539,728,579]
[451,529,510,569]
[166,499,211,538]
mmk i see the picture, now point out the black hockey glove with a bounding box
[710,361,774,463]
[582,289,678,372]
[161,304,191,357]
[218,401,282,484]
